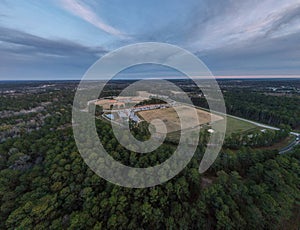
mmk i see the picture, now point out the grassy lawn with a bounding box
[166,116,259,143]
[193,105,259,136]
[217,116,258,137]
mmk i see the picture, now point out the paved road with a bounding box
[279,138,300,154]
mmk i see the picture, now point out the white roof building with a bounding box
[207,129,215,133]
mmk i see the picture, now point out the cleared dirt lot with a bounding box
[138,105,223,133]
[94,96,148,110]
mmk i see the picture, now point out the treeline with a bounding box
[135,98,167,107]
[190,91,300,129]
[224,125,291,149]
[224,91,300,128]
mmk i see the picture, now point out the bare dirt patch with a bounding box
[138,105,223,133]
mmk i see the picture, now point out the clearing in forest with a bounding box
[138,105,223,133]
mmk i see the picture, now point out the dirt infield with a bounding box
[138,105,223,133]
[94,96,148,110]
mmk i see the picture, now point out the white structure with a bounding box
[207,129,214,133]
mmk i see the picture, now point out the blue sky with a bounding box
[1,0,300,80]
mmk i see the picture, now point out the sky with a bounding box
[1,0,300,80]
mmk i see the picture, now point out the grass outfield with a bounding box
[224,116,258,136]
[192,106,259,136]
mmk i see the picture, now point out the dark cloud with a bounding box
[198,31,300,75]
[0,27,109,79]
[131,0,233,45]
[0,27,107,57]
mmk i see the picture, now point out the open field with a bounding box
[94,99,119,110]
[223,116,258,136]
[138,105,223,133]
[191,106,260,136]
[94,96,148,110]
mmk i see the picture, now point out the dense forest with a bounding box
[191,90,300,130]
[224,91,300,129]
[224,125,291,149]
[0,119,299,229]
[0,82,299,229]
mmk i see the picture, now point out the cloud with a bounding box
[147,1,297,75]
[120,1,300,52]
[1,0,300,79]
[0,27,107,79]
[198,31,300,75]
[0,27,107,57]
[186,0,300,51]
[264,4,300,37]
[59,0,125,38]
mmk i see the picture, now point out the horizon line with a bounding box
[1,75,300,81]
